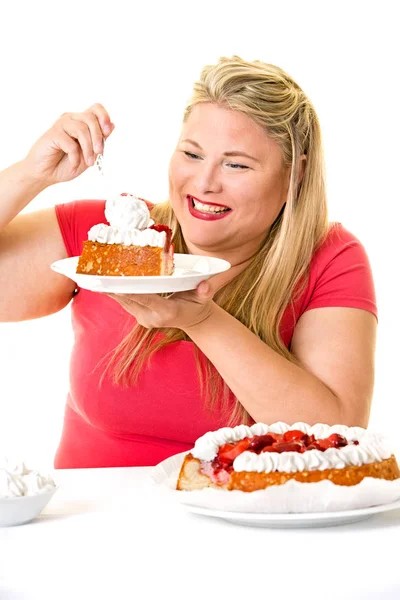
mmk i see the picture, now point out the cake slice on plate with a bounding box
[77,193,174,276]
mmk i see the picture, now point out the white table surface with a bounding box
[1,466,400,600]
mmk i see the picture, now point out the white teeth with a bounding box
[192,198,229,213]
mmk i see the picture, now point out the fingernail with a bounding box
[199,282,208,295]
[103,124,111,135]
[87,156,94,166]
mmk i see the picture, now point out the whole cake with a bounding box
[177,422,400,491]
[77,193,174,276]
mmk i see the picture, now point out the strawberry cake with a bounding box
[77,193,174,276]
[177,422,400,492]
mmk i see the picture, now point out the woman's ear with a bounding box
[284,154,307,191]
[298,154,307,185]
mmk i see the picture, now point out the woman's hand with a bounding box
[23,103,114,187]
[107,280,216,332]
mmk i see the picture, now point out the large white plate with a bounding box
[51,254,231,294]
[183,499,400,528]
[151,453,400,528]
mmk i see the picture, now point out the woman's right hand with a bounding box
[23,103,114,187]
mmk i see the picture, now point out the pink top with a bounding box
[53,200,377,469]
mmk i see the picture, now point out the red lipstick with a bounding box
[187,195,232,221]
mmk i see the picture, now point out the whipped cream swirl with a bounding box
[0,458,56,498]
[105,193,154,229]
[88,223,165,247]
[88,193,166,248]
[191,422,393,474]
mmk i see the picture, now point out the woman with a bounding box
[0,56,377,468]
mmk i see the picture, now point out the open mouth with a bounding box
[187,195,232,220]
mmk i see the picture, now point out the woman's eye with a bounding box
[182,151,248,169]
[227,163,249,170]
[183,151,201,160]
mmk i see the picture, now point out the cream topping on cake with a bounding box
[105,193,154,229]
[191,422,392,473]
[0,458,56,498]
[88,223,166,247]
[88,193,166,248]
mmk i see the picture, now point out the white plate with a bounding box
[51,254,231,294]
[183,498,400,528]
[0,487,58,527]
[151,453,400,528]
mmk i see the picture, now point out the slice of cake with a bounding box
[77,193,174,276]
[177,422,400,491]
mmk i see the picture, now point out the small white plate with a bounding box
[51,254,231,294]
[183,499,400,528]
[0,487,58,527]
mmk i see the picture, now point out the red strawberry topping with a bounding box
[307,439,331,451]
[210,429,353,477]
[206,428,356,482]
[265,440,306,453]
[326,433,348,448]
[217,439,251,465]
[283,429,309,444]
[261,445,282,453]
[248,434,276,453]
[149,224,171,234]
[149,223,172,247]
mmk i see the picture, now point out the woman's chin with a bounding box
[179,219,238,254]
[184,237,224,254]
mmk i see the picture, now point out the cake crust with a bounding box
[77,240,174,276]
[177,453,400,492]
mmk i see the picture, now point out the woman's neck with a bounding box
[183,239,261,293]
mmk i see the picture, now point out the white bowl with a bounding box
[0,487,58,527]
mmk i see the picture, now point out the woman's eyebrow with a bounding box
[224,151,260,163]
[181,138,203,149]
[181,139,260,163]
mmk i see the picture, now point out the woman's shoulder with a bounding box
[300,222,377,318]
[317,221,363,249]
[310,222,369,272]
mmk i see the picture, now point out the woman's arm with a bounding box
[0,104,114,322]
[184,303,376,427]
[108,287,376,427]
[0,161,48,230]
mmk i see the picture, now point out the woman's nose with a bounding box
[194,162,223,195]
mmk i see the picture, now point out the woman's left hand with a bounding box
[106,279,216,332]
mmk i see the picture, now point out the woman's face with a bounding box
[168,103,290,263]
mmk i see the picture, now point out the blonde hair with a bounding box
[105,55,329,425]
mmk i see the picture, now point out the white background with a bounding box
[0,0,399,468]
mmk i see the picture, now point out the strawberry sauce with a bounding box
[208,430,358,479]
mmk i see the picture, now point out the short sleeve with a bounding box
[55,199,107,257]
[303,224,378,320]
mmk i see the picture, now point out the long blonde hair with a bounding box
[106,56,329,425]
